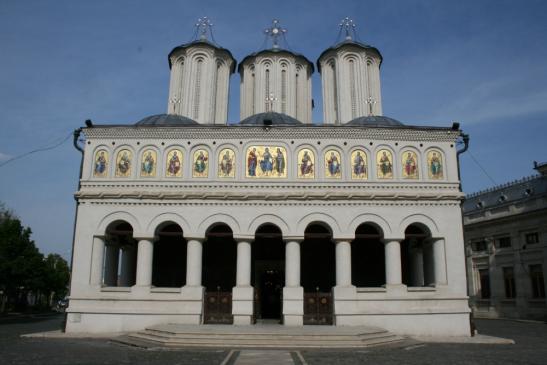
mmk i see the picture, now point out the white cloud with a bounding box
[0,152,12,161]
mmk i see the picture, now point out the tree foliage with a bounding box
[0,204,70,312]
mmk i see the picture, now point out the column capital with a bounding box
[333,237,352,244]
[382,237,404,244]
[133,233,157,241]
[233,234,254,242]
[284,236,304,243]
[184,236,205,242]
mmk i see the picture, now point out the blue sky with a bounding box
[1,0,546,259]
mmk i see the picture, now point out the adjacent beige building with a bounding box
[464,162,547,320]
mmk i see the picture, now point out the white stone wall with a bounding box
[239,52,313,123]
[167,43,234,124]
[66,126,470,336]
[319,44,383,124]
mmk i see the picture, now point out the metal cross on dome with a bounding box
[264,19,287,49]
[265,93,278,112]
[195,17,214,41]
[366,96,377,116]
[340,17,357,40]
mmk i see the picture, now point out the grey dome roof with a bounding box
[317,40,382,72]
[239,112,303,126]
[168,40,236,73]
[135,114,198,126]
[345,115,403,127]
[238,48,314,73]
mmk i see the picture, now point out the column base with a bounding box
[181,285,204,300]
[283,286,303,326]
[232,286,254,325]
[386,284,407,296]
[131,285,151,295]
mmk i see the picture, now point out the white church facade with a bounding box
[66,18,471,337]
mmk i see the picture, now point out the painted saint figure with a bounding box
[219,150,233,176]
[194,151,208,174]
[247,148,257,176]
[94,151,107,176]
[167,151,181,176]
[429,152,443,178]
[117,151,131,175]
[327,151,340,177]
[379,151,392,177]
[274,148,285,176]
[141,151,155,175]
[353,151,366,177]
[404,152,417,178]
[300,150,313,176]
[260,147,273,175]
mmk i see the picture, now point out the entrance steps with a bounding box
[115,324,406,349]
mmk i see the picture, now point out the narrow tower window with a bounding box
[295,72,299,118]
[349,59,357,118]
[193,59,203,119]
[265,68,271,111]
[281,69,287,114]
[330,61,338,123]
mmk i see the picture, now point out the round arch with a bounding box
[96,211,141,236]
[296,212,341,238]
[247,214,290,237]
[347,213,392,238]
[398,213,440,238]
[197,213,241,237]
[146,212,191,237]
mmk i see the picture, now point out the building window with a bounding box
[503,267,516,299]
[525,232,539,245]
[479,269,491,299]
[497,236,511,249]
[349,59,356,119]
[473,240,487,252]
[530,264,545,299]
[281,69,287,114]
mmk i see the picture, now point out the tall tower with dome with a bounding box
[66,17,471,339]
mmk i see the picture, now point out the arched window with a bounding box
[349,59,357,118]
[401,224,434,287]
[265,68,271,110]
[152,223,186,287]
[104,221,137,287]
[281,69,287,113]
[352,224,385,287]
[330,60,338,122]
[193,59,203,119]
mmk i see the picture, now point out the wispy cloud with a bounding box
[0,152,12,161]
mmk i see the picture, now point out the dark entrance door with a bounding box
[252,224,285,323]
[301,224,335,325]
[259,269,283,319]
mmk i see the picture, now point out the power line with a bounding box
[0,131,73,168]
[466,149,498,186]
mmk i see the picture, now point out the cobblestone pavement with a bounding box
[1,314,546,364]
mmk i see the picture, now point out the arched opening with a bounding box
[252,224,284,322]
[301,223,335,325]
[104,221,137,287]
[152,223,186,288]
[352,223,385,287]
[202,223,237,324]
[401,224,434,287]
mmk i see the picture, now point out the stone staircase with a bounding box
[114,324,406,349]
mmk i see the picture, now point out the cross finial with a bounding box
[195,17,214,41]
[339,17,356,40]
[264,19,287,49]
[265,93,278,112]
[366,96,377,116]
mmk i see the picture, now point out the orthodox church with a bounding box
[66,18,471,337]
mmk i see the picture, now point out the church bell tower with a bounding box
[166,17,236,124]
[317,18,383,125]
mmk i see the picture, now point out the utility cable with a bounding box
[0,131,72,168]
[466,149,498,186]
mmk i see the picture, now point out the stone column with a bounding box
[134,238,154,291]
[384,239,402,286]
[186,239,203,286]
[433,238,448,286]
[233,239,253,325]
[423,242,435,286]
[90,236,105,287]
[103,244,119,286]
[335,240,352,286]
[119,245,137,287]
[283,239,304,326]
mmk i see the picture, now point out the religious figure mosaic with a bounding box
[401,150,419,179]
[193,149,209,178]
[93,149,108,177]
[376,149,393,179]
[165,149,183,177]
[297,149,315,179]
[140,149,156,177]
[246,146,287,178]
[115,149,132,177]
[427,150,443,179]
[351,149,367,180]
[218,148,235,178]
[325,150,341,178]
